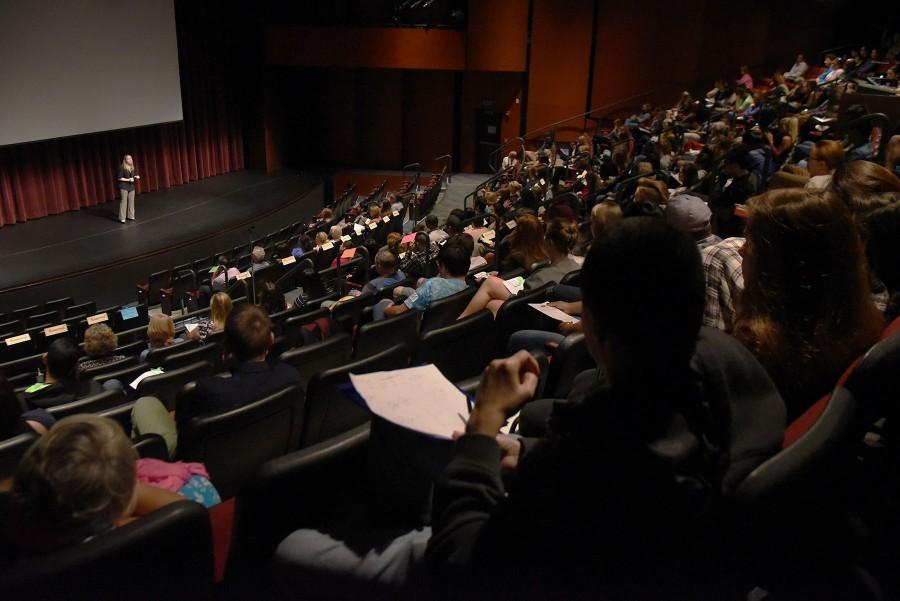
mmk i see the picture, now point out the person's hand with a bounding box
[469,351,540,436]
[134,175,140,180]
[452,431,522,470]
[129,177,135,182]
[548,300,574,315]
[393,286,406,300]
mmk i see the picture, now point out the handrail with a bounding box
[487,90,655,174]
[522,90,655,141]
[434,154,453,183]
[463,169,512,210]
[401,162,421,184]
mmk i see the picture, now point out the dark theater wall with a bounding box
[258,0,863,175]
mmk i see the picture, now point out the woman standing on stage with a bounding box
[116,154,140,223]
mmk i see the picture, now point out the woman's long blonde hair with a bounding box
[210,292,233,331]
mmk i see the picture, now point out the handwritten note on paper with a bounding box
[322,241,335,251]
[341,235,352,242]
[349,364,469,439]
[281,255,297,266]
[528,302,580,323]
[236,271,251,281]
[503,276,525,295]
[368,222,378,230]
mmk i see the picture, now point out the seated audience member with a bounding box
[700,237,745,333]
[18,338,105,410]
[425,215,448,244]
[805,140,845,190]
[499,213,549,273]
[374,241,470,321]
[590,201,623,240]
[0,415,182,565]
[257,281,288,316]
[140,314,183,363]
[210,256,241,292]
[736,64,754,89]
[830,160,900,219]
[131,305,300,455]
[708,145,759,238]
[250,246,269,272]
[291,236,314,260]
[666,194,721,248]
[1,375,54,438]
[362,250,406,296]
[501,151,519,171]
[459,220,581,319]
[187,292,232,342]
[734,189,884,420]
[314,231,329,250]
[78,324,126,371]
[330,225,344,244]
[786,54,809,81]
[864,197,900,321]
[385,232,402,257]
[400,232,439,280]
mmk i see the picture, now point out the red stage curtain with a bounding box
[0,1,245,228]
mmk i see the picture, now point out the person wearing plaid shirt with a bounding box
[701,237,744,333]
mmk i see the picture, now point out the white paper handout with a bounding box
[349,364,469,439]
[130,368,163,390]
[528,302,580,323]
[503,276,525,295]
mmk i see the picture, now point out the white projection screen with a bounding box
[0,0,183,147]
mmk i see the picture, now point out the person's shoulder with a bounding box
[271,362,301,384]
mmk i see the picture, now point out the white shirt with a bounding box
[805,174,832,190]
[501,157,519,170]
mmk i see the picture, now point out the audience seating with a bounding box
[226,424,371,597]
[278,333,354,391]
[177,384,305,498]
[65,301,96,319]
[0,432,37,480]
[144,339,200,367]
[46,389,127,420]
[97,401,137,434]
[354,308,422,359]
[162,343,223,372]
[301,344,410,448]
[419,286,477,333]
[135,360,215,411]
[494,282,554,343]
[77,355,138,381]
[542,333,595,399]
[413,309,498,382]
[0,498,214,601]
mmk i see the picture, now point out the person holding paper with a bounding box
[375,241,469,321]
[187,292,232,341]
[18,338,106,410]
[459,219,580,319]
[116,154,140,223]
[427,218,785,599]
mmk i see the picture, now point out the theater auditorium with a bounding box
[2,1,900,599]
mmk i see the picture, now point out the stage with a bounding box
[0,170,323,310]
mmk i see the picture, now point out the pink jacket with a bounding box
[137,458,210,492]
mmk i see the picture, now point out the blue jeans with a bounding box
[546,284,581,302]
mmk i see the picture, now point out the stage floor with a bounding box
[0,170,323,310]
